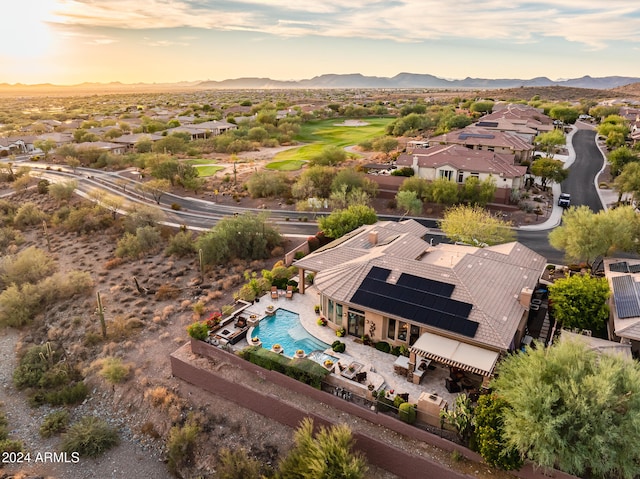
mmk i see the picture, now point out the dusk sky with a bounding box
[3,0,640,85]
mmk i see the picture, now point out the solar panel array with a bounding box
[477,121,499,128]
[609,261,630,273]
[458,133,495,140]
[612,275,640,319]
[350,266,478,337]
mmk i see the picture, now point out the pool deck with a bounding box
[236,284,458,406]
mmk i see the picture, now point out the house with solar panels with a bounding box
[603,258,640,356]
[294,220,546,380]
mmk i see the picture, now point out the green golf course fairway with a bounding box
[268,117,394,168]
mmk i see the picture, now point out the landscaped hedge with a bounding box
[239,346,329,389]
[375,341,391,353]
[399,402,417,424]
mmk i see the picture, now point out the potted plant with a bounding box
[317,317,327,326]
[336,327,346,337]
[295,349,305,358]
[251,336,260,344]
[314,305,321,314]
[272,343,283,354]
[324,359,334,369]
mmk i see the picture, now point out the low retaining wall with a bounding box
[172,339,576,479]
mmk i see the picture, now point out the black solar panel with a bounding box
[350,269,478,337]
[609,262,630,273]
[477,121,499,128]
[629,264,640,274]
[458,133,495,140]
[612,275,640,319]
[396,273,455,297]
[368,266,391,281]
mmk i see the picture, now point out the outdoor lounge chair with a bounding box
[271,286,278,300]
[285,285,293,299]
[235,316,247,329]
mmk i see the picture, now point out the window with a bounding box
[439,170,452,180]
[328,299,334,323]
[398,322,408,342]
[335,303,343,327]
[387,318,396,340]
[457,171,464,183]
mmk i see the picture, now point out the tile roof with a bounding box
[297,222,546,351]
[396,144,526,178]
[430,127,533,152]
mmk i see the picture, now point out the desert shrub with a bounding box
[145,386,177,409]
[399,402,417,424]
[13,202,47,228]
[166,417,200,474]
[98,357,131,384]
[103,257,124,270]
[34,381,88,407]
[49,180,78,202]
[156,284,181,300]
[0,282,43,327]
[140,421,161,439]
[246,171,290,198]
[63,205,113,234]
[122,205,164,233]
[164,230,196,257]
[37,179,50,194]
[0,246,57,288]
[217,447,266,479]
[0,226,24,254]
[61,416,119,458]
[187,321,208,340]
[375,341,391,353]
[38,270,94,304]
[40,410,70,438]
[115,226,162,259]
[0,439,24,454]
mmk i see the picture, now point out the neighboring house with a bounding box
[294,220,546,379]
[473,119,539,144]
[111,133,164,151]
[74,141,127,155]
[396,144,527,203]
[0,138,27,156]
[603,258,640,356]
[34,132,74,147]
[484,103,554,134]
[165,126,208,140]
[183,120,238,136]
[429,126,535,163]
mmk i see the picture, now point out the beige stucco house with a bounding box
[294,220,546,379]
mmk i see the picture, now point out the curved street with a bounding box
[19,123,608,264]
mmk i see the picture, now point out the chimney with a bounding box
[519,287,533,308]
[369,231,378,245]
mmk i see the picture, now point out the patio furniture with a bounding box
[235,316,247,328]
[285,285,293,299]
[445,377,461,393]
[271,286,278,300]
[355,371,367,383]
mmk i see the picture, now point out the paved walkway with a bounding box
[241,286,458,407]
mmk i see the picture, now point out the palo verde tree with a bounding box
[549,205,640,265]
[492,339,640,479]
[608,145,639,177]
[395,190,423,217]
[439,204,516,246]
[534,129,565,157]
[548,273,610,335]
[614,161,640,203]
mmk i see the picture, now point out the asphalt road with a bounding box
[16,127,606,264]
[561,128,604,212]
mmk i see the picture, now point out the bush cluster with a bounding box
[331,340,346,353]
[61,416,119,458]
[40,410,70,438]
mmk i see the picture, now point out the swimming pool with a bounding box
[251,308,329,356]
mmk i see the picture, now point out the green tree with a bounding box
[614,161,640,203]
[34,139,57,159]
[439,204,516,246]
[473,394,524,471]
[309,146,348,167]
[196,213,281,266]
[534,129,565,157]
[429,178,458,204]
[395,190,422,217]
[460,176,496,206]
[470,101,494,115]
[150,158,180,185]
[318,204,377,239]
[48,180,77,203]
[152,135,187,154]
[530,157,569,190]
[549,106,580,124]
[277,418,367,479]
[548,273,610,333]
[548,205,640,264]
[246,171,290,198]
[609,146,639,177]
[372,137,399,155]
[439,394,475,444]
[399,176,431,200]
[330,168,378,198]
[138,179,171,204]
[492,339,640,478]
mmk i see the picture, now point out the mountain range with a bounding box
[1,73,639,93]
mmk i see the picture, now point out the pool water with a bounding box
[252,308,329,356]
